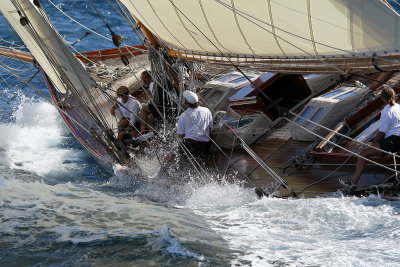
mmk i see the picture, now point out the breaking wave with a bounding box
[0,99,91,179]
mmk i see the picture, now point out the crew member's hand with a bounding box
[118,132,125,141]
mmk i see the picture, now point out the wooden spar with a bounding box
[129,13,159,48]
[167,49,400,74]
[129,13,181,91]
[0,48,33,62]
[382,0,396,10]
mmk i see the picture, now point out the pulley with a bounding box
[111,31,122,47]
[33,0,41,8]
[120,54,129,66]
[19,16,28,26]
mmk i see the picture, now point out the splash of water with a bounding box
[0,99,84,176]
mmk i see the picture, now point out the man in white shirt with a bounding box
[340,87,400,188]
[177,90,213,157]
[110,86,142,141]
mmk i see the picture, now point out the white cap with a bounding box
[183,90,199,104]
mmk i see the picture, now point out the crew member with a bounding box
[177,90,213,158]
[340,87,400,188]
[110,86,142,141]
[139,71,157,134]
[139,71,177,133]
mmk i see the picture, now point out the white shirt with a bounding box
[177,106,213,142]
[117,96,142,124]
[149,82,154,96]
[379,103,400,138]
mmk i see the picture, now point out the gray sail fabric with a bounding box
[121,0,400,58]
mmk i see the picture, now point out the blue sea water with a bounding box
[1,1,400,266]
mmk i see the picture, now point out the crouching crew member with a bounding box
[177,90,213,158]
[110,86,142,141]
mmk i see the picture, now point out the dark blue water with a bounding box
[1,1,400,266]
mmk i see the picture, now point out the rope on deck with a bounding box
[282,115,400,175]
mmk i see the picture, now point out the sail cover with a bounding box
[121,0,400,59]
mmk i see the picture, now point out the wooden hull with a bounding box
[35,45,400,196]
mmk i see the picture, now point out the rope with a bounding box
[226,125,296,195]
[217,0,400,68]
[142,0,400,190]
[9,0,131,163]
[88,0,122,47]
[222,134,237,177]
[7,69,40,104]
[247,138,290,176]
[123,46,253,180]
[47,0,113,43]
[288,109,400,161]
[47,3,184,155]
[282,116,400,175]
[295,155,352,193]
[161,0,400,187]
[0,61,99,136]
[168,0,280,111]
[0,15,40,77]
[394,153,398,180]
[3,0,245,179]
[37,2,400,173]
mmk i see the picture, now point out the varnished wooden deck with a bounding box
[87,53,398,196]
[212,72,398,197]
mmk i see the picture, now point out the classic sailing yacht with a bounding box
[1,0,400,197]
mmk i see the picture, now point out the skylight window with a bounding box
[334,91,356,100]
[215,73,241,82]
[307,108,327,126]
[321,89,344,98]
[229,76,254,84]
[296,106,316,123]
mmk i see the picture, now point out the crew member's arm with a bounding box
[118,123,133,140]
[372,131,385,146]
[110,102,119,116]
[177,115,185,139]
[376,107,389,146]
[129,101,140,130]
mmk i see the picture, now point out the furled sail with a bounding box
[0,0,96,94]
[121,0,400,73]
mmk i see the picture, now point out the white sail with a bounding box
[121,0,400,59]
[0,0,96,94]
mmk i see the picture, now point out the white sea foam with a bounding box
[2,163,400,265]
[0,176,209,262]
[0,175,6,189]
[2,95,400,266]
[183,180,257,207]
[0,100,83,176]
[191,195,400,266]
[157,224,205,261]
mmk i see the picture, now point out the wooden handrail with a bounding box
[0,45,147,64]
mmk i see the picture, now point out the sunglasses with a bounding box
[117,93,128,97]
